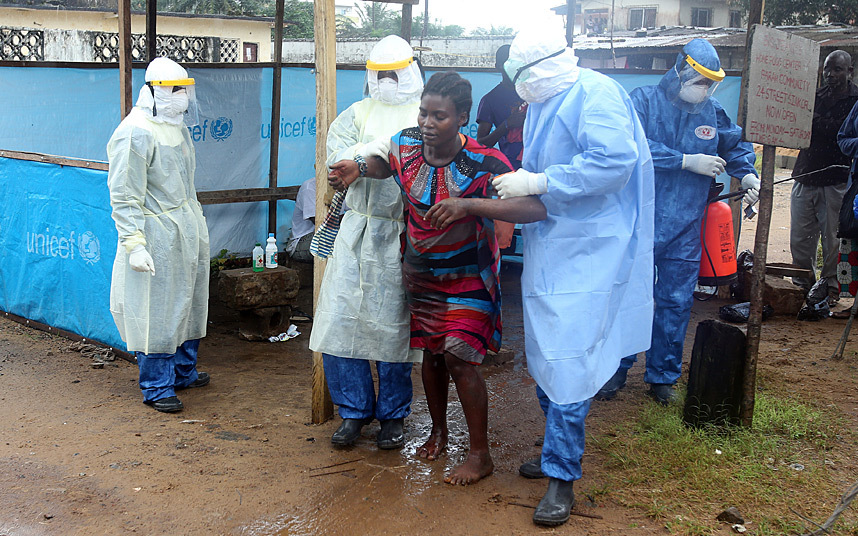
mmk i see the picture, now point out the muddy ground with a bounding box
[2,174,857,535]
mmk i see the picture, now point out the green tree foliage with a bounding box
[730,0,858,25]
[414,15,465,37]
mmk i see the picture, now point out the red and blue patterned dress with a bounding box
[389,127,513,364]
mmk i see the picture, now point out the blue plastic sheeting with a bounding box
[0,66,745,352]
[0,66,744,256]
[0,157,124,351]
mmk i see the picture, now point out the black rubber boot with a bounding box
[518,457,545,479]
[594,367,628,401]
[177,372,210,390]
[533,477,575,526]
[647,383,676,405]
[331,418,371,446]
[145,396,184,413]
[377,418,405,450]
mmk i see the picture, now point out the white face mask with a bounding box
[153,86,189,124]
[678,83,709,104]
[377,78,399,104]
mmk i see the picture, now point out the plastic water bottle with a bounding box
[265,233,278,268]
[252,243,264,272]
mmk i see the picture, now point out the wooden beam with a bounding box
[145,0,156,61]
[401,3,413,43]
[739,0,765,428]
[269,0,285,234]
[0,150,109,170]
[311,0,336,425]
[196,186,299,205]
[118,0,132,117]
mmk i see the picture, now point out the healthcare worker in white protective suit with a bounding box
[493,29,655,526]
[309,35,423,449]
[107,57,211,414]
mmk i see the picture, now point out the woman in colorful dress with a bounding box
[329,71,546,485]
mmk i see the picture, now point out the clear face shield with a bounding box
[672,57,723,113]
[149,78,200,127]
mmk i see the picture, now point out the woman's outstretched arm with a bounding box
[328,156,394,191]
[424,196,547,230]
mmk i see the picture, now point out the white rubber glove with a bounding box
[492,169,548,200]
[129,245,155,276]
[359,137,392,162]
[741,173,761,205]
[681,153,727,178]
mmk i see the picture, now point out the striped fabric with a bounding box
[309,190,346,259]
[389,128,513,364]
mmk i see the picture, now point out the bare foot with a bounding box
[444,450,494,486]
[416,427,447,460]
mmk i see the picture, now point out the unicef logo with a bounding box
[77,231,101,265]
[210,117,233,141]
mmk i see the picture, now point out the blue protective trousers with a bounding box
[136,339,200,403]
[323,354,413,421]
[537,386,592,482]
[619,240,700,385]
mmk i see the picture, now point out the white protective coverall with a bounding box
[509,31,656,405]
[309,36,422,364]
[107,60,210,356]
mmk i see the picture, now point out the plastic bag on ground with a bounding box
[718,302,774,323]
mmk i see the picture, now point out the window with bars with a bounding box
[629,7,657,29]
[691,7,712,27]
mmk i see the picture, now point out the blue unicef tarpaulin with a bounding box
[0,64,745,351]
[0,156,124,351]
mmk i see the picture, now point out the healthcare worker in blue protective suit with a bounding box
[309,35,423,449]
[595,38,760,405]
[107,57,211,414]
[493,28,655,527]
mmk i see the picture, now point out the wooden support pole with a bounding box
[145,0,156,61]
[741,145,774,426]
[401,3,413,43]
[737,0,766,429]
[118,0,132,117]
[311,0,337,424]
[268,0,285,235]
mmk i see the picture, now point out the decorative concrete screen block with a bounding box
[217,266,300,311]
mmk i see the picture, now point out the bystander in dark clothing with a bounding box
[791,50,858,303]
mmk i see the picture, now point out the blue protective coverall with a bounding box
[520,67,655,481]
[623,63,756,385]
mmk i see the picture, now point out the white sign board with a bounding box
[742,25,819,149]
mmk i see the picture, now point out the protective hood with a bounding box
[658,38,724,114]
[365,35,423,105]
[136,57,199,126]
[504,28,579,104]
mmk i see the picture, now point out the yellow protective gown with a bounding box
[309,98,421,363]
[107,107,210,355]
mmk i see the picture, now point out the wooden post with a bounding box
[145,0,156,62]
[736,0,765,428]
[311,0,337,424]
[741,145,774,426]
[401,3,413,43]
[268,0,285,235]
[118,0,132,117]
